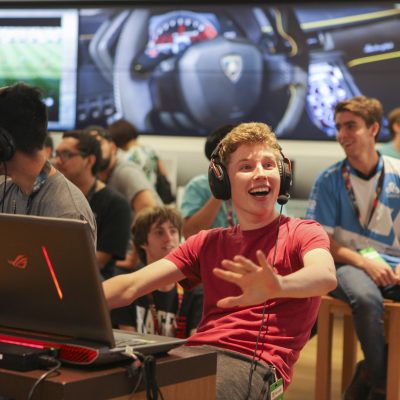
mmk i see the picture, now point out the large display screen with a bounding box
[1,4,400,140]
[0,9,78,130]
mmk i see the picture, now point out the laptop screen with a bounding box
[0,213,115,347]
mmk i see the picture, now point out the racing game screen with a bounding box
[1,3,399,140]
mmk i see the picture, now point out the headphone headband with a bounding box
[0,127,16,162]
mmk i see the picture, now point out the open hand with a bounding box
[213,250,282,308]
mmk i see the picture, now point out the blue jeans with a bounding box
[330,264,400,390]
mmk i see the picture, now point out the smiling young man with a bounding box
[103,122,336,400]
[119,206,203,337]
[306,96,400,400]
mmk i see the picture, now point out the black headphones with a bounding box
[208,145,292,205]
[0,127,16,162]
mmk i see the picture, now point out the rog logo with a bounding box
[8,254,28,269]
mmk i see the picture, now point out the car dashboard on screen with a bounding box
[0,4,399,140]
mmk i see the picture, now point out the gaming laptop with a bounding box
[0,213,185,365]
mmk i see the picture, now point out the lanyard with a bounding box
[341,159,385,231]
[146,283,184,336]
[26,160,51,214]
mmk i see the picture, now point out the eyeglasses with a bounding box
[55,150,86,162]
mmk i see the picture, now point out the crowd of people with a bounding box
[1,80,400,400]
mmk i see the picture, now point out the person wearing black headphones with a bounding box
[0,82,96,246]
[103,122,336,400]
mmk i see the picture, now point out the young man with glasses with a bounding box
[55,130,132,280]
[0,82,96,246]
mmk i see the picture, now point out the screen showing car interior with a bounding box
[1,4,399,140]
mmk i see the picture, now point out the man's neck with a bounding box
[237,208,280,231]
[8,151,54,195]
[73,174,97,197]
[347,149,380,176]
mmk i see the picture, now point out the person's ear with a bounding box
[394,120,400,135]
[86,154,96,169]
[140,243,148,252]
[371,121,380,139]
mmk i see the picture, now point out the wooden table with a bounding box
[0,346,217,400]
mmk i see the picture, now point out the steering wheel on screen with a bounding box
[91,7,309,136]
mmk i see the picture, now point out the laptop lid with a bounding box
[0,213,116,347]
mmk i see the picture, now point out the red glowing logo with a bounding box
[42,246,63,300]
[8,254,28,269]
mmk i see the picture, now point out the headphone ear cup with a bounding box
[0,127,16,162]
[208,158,231,200]
[278,157,292,198]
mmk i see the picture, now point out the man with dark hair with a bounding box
[55,130,131,279]
[0,82,47,154]
[85,124,162,269]
[108,119,175,204]
[84,124,161,215]
[306,96,400,400]
[107,118,139,149]
[120,206,203,337]
[0,82,96,245]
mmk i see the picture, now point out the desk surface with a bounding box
[0,346,217,400]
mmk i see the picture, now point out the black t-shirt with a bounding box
[90,186,132,279]
[113,284,204,338]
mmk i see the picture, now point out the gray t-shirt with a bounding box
[0,170,97,248]
[107,158,162,217]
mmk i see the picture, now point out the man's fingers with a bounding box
[216,296,242,308]
[213,267,242,283]
[256,250,274,271]
[221,259,256,273]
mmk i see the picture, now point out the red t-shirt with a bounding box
[165,216,329,387]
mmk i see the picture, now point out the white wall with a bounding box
[140,135,346,200]
[52,131,345,200]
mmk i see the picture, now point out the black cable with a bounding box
[26,356,62,400]
[245,206,284,400]
[125,352,145,399]
[144,355,160,400]
[124,351,163,400]
[131,369,144,396]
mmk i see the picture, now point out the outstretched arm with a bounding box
[183,196,223,238]
[103,259,185,310]
[213,248,336,308]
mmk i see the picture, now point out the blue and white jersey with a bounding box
[306,155,400,266]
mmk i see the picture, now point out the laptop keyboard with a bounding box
[113,330,156,347]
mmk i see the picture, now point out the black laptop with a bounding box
[0,213,185,366]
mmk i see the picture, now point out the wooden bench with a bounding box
[315,295,400,400]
